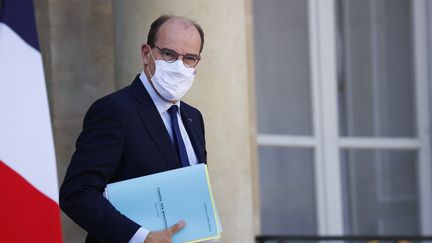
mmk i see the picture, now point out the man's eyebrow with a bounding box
[160,47,200,56]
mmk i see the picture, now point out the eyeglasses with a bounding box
[153,45,201,68]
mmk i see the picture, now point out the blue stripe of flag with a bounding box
[0,0,39,50]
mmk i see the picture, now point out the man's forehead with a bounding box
[155,17,201,53]
[159,17,196,33]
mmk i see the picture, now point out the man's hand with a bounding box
[144,220,186,243]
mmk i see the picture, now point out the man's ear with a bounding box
[141,43,150,64]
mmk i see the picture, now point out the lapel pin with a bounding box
[188,118,193,122]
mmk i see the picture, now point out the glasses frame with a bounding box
[152,45,201,68]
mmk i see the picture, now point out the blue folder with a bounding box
[104,164,221,243]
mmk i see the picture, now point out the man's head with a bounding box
[142,15,204,75]
[147,15,204,54]
[141,15,204,103]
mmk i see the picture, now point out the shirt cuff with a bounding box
[128,227,150,243]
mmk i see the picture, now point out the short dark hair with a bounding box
[147,15,205,53]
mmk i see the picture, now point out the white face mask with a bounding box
[148,57,196,101]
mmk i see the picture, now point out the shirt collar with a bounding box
[139,71,180,115]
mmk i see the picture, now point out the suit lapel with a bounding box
[129,77,180,169]
[180,104,205,164]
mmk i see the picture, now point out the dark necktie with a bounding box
[168,105,190,167]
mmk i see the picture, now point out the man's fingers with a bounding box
[168,220,186,235]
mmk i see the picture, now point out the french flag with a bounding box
[0,0,63,242]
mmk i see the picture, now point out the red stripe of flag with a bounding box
[0,160,63,242]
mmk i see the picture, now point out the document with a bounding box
[104,164,221,243]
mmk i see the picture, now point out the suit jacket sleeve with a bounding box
[59,96,140,242]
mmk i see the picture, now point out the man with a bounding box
[60,15,207,243]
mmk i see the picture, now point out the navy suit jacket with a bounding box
[59,76,207,243]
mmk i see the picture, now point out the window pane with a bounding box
[341,149,420,234]
[254,0,312,135]
[337,0,417,137]
[259,147,317,234]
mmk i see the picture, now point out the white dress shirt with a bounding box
[128,72,199,243]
